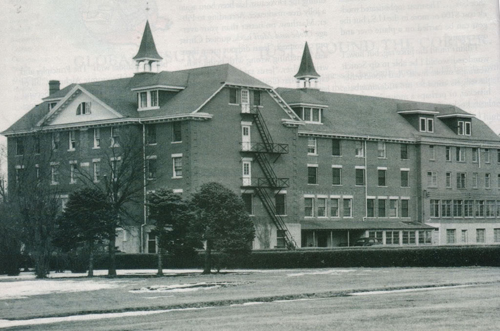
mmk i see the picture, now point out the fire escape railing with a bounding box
[241,105,296,249]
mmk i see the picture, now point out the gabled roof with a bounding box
[277,88,500,143]
[294,42,320,80]
[278,88,328,107]
[133,21,163,61]
[2,63,272,135]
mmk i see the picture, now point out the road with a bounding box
[7,281,500,330]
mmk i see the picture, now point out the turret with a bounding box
[133,21,163,73]
[294,42,320,88]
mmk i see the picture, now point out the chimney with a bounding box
[49,80,60,95]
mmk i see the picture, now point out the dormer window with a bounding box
[419,117,434,133]
[137,90,159,110]
[458,121,471,136]
[294,107,323,124]
[76,102,91,115]
[49,102,58,110]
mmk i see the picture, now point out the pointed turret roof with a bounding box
[133,21,163,61]
[294,42,320,80]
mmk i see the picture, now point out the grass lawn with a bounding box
[1,267,500,329]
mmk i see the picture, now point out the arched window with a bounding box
[76,102,91,115]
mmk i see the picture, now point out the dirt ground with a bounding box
[1,267,500,330]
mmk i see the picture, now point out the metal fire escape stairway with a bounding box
[241,105,297,249]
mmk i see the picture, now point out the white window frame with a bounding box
[389,198,398,218]
[484,149,491,163]
[76,102,91,115]
[69,160,77,184]
[332,165,342,186]
[172,153,183,179]
[50,163,59,185]
[330,196,340,218]
[445,172,452,188]
[93,128,100,148]
[377,141,386,158]
[343,196,353,218]
[68,130,76,151]
[93,159,101,183]
[427,171,437,187]
[304,196,315,218]
[110,127,120,147]
[317,196,327,218]
[137,90,160,110]
[307,137,317,155]
[401,168,410,188]
[485,173,491,189]
[355,141,364,158]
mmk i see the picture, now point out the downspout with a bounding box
[363,140,368,223]
[140,120,147,253]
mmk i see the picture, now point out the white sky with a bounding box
[0,0,499,142]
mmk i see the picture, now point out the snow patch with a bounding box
[287,269,357,277]
[0,279,123,300]
[130,282,237,294]
[0,307,210,329]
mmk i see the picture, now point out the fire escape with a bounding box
[241,101,297,249]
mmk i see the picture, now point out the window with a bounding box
[494,229,500,243]
[68,131,76,150]
[242,161,251,186]
[378,199,386,217]
[276,230,286,248]
[241,89,249,105]
[76,102,91,115]
[486,200,495,217]
[111,157,121,181]
[332,139,341,156]
[15,166,24,185]
[173,122,182,142]
[242,194,253,215]
[355,141,364,157]
[378,169,386,186]
[147,233,156,253]
[498,174,500,188]
[389,199,398,217]
[367,199,375,217]
[401,199,409,217]
[386,231,400,245]
[369,231,383,243]
[317,198,326,217]
[150,91,158,107]
[458,121,471,136]
[430,200,440,217]
[137,91,159,109]
[229,88,237,104]
[472,173,478,188]
[253,91,261,106]
[307,137,317,155]
[110,127,120,147]
[15,138,24,156]
[476,229,485,243]
[93,161,100,182]
[93,128,100,148]
[301,108,322,123]
[146,125,156,145]
[446,229,456,244]
[49,102,57,110]
[464,200,473,217]
[70,162,77,184]
[419,117,434,133]
[304,197,314,217]
[403,231,416,245]
[461,230,468,243]
[475,200,485,217]
[429,145,435,160]
[457,173,466,189]
[485,173,491,189]
[472,148,478,162]
[441,200,452,217]
[456,147,465,162]
[401,170,409,187]
[355,168,365,186]
[330,198,339,217]
[445,172,452,188]
[427,171,437,187]
[401,144,408,160]
[312,108,321,122]
[498,150,500,163]
[377,141,386,158]
[172,155,182,178]
[445,146,451,161]
[484,149,491,163]
[343,198,352,217]
[51,165,59,185]
[332,167,342,185]
[147,158,157,180]
[307,166,317,184]
[419,230,432,245]
[34,136,40,154]
[453,200,463,217]
[275,194,286,216]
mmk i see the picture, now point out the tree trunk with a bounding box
[202,240,212,274]
[157,247,163,276]
[88,241,94,277]
[108,232,117,277]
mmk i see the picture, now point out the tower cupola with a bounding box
[133,21,163,73]
[294,42,320,88]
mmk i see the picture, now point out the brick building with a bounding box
[3,22,500,252]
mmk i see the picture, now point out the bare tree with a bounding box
[75,125,146,277]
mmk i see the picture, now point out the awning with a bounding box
[301,220,436,231]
